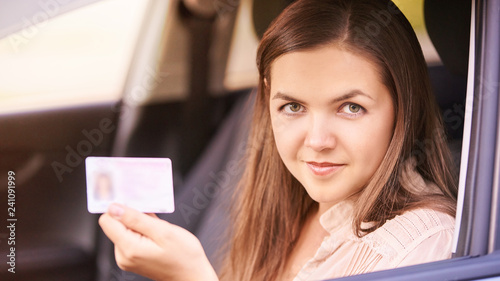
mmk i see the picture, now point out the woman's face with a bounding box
[269,46,395,209]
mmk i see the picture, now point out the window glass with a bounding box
[0,0,149,114]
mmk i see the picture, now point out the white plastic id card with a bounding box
[85,157,175,214]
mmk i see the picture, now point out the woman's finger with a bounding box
[103,203,170,243]
[98,213,130,244]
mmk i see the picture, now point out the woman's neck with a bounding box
[317,202,336,217]
[279,203,330,281]
[316,193,361,217]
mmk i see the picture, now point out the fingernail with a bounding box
[108,203,124,219]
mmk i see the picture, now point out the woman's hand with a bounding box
[99,203,219,281]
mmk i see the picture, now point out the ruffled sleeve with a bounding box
[394,219,454,267]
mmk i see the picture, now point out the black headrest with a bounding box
[424,0,471,77]
[424,0,471,140]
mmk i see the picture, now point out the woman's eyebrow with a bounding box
[272,92,306,104]
[272,90,374,104]
[330,90,375,104]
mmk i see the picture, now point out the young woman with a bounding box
[99,0,458,280]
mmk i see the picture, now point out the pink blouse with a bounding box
[293,200,455,281]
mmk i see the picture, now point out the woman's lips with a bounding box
[306,162,344,176]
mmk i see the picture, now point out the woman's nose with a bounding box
[304,115,336,152]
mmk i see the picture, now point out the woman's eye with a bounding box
[340,103,365,116]
[283,103,303,113]
[348,104,361,113]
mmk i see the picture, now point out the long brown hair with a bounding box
[220,0,458,280]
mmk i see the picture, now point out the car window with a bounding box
[0,0,149,115]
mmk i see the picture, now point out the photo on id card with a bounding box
[85,157,175,214]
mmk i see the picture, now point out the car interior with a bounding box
[0,0,499,280]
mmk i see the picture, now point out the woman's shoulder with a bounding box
[375,208,455,241]
[361,208,455,266]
